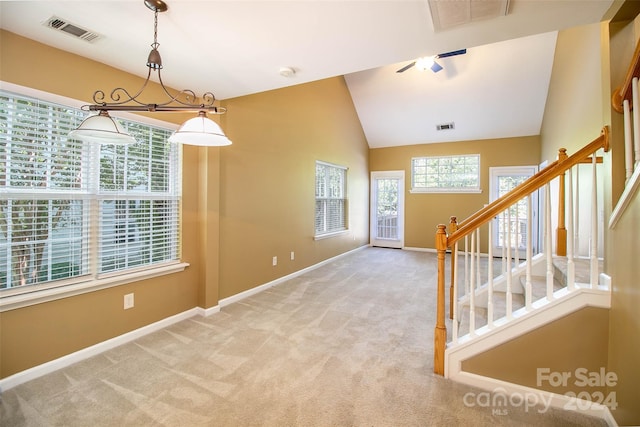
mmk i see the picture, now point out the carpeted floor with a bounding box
[0,247,607,426]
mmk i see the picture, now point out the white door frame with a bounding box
[370,171,405,248]
[489,166,539,254]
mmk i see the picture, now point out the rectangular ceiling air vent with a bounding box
[429,0,510,32]
[437,122,455,131]
[44,16,101,42]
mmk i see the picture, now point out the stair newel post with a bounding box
[434,224,448,376]
[556,148,568,257]
[449,216,458,320]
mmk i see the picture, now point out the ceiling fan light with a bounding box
[430,61,443,73]
[415,56,436,72]
[168,112,232,146]
[69,111,137,144]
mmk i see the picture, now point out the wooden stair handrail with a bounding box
[612,38,640,113]
[457,158,559,229]
[448,126,609,248]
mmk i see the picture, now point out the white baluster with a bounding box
[501,211,507,274]
[452,242,459,343]
[487,219,494,328]
[476,228,481,291]
[506,207,513,319]
[469,231,476,336]
[624,99,634,182]
[515,199,520,267]
[633,77,640,166]
[575,164,580,256]
[464,235,469,297]
[591,154,599,288]
[567,168,575,291]
[525,194,533,310]
[545,183,554,300]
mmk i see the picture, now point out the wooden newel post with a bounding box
[434,224,448,375]
[556,148,568,256]
[448,216,458,320]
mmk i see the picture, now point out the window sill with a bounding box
[0,262,189,313]
[410,188,482,194]
[314,229,349,240]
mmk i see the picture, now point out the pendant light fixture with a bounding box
[70,0,232,147]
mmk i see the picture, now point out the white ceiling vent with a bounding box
[44,16,101,42]
[436,122,455,131]
[429,0,510,32]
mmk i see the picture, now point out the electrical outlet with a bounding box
[290,251,295,261]
[272,256,278,266]
[124,293,134,310]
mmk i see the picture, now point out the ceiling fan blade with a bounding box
[436,49,467,59]
[396,61,416,73]
[430,61,443,73]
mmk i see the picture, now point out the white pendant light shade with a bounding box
[168,111,232,146]
[69,111,137,144]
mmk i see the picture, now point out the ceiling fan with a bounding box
[396,49,467,73]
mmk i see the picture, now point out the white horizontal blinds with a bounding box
[97,122,179,274]
[412,154,480,190]
[0,91,88,289]
[0,89,180,290]
[315,161,347,235]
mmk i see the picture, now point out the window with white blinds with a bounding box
[315,161,347,237]
[0,90,180,292]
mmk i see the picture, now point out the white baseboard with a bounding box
[195,305,220,317]
[219,244,369,307]
[450,371,618,426]
[403,246,436,253]
[0,246,369,392]
[0,307,200,392]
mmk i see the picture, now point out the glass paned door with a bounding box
[489,166,538,255]
[371,171,404,248]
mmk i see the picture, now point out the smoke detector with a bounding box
[279,67,296,78]
[44,16,101,42]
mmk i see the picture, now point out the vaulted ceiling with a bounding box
[0,0,613,148]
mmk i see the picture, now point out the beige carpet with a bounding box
[0,247,606,426]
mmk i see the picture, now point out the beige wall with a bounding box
[218,78,370,299]
[540,23,604,162]
[462,307,610,395]
[369,136,540,250]
[0,31,369,378]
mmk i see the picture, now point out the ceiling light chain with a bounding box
[70,0,232,146]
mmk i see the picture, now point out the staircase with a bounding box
[432,127,612,378]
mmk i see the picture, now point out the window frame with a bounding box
[410,153,482,194]
[0,82,188,312]
[314,160,348,239]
